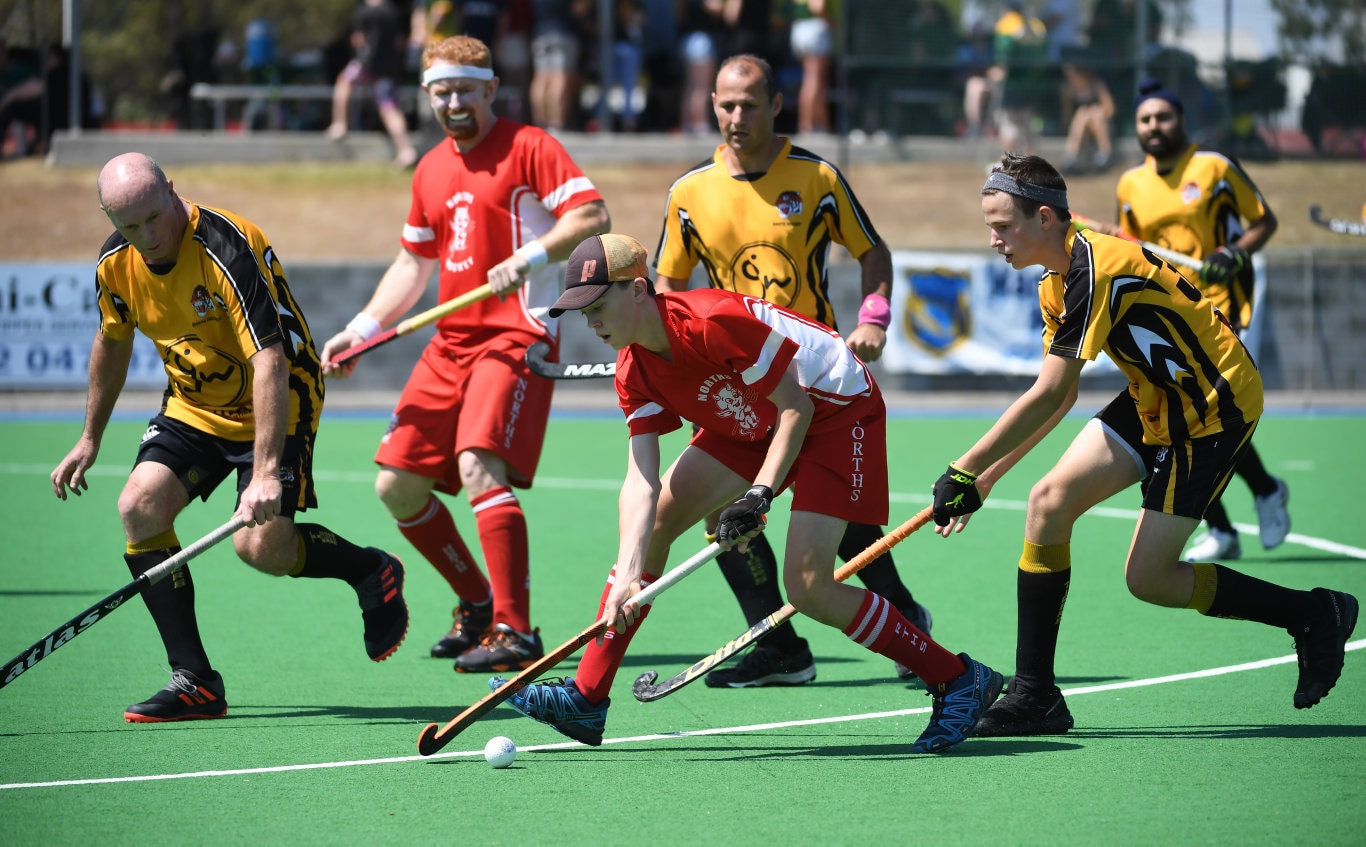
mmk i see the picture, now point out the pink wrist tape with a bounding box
[857,293,891,329]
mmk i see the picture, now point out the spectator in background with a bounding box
[0,44,96,158]
[991,1,1050,155]
[495,0,534,123]
[955,19,996,139]
[1059,61,1114,173]
[788,0,831,135]
[529,0,588,131]
[327,0,419,169]
[678,0,726,135]
[638,0,680,132]
[1039,0,1083,65]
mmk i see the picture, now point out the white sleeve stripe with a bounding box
[740,329,788,386]
[626,402,667,424]
[543,176,596,211]
[404,224,435,243]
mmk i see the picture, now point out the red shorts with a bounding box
[375,332,554,495]
[690,402,889,526]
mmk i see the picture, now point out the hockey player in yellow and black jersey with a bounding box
[50,152,409,724]
[652,54,931,690]
[927,153,1355,736]
[1109,79,1287,565]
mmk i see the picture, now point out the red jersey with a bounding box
[402,118,603,342]
[616,289,879,440]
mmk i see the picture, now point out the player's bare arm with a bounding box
[486,200,611,296]
[237,342,289,528]
[604,432,665,632]
[52,331,134,500]
[846,241,893,362]
[321,249,437,376]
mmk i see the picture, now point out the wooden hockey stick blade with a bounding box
[525,341,617,380]
[416,540,722,755]
[1,516,245,691]
[632,507,934,703]
[1071,214,1202,270]
[1309,205,1366,237]
[331,283,495,365]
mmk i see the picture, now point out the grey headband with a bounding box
[982,171,1069,209]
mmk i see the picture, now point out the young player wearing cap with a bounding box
[500,232,1004,754]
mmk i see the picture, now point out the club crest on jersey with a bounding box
[190,285,215,318]
[903,268,972,355]
[1181,181,1202,204]
[774,191,803,219]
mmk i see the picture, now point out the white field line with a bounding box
[3,638,1363,791]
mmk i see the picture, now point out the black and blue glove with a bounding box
[932,464,983,527]
[716,485,773,544]
[1199,245,1249,285]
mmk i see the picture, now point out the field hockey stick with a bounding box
[330,283,495,366]
[1308,205,1366,238]
[0,516,245,691]
[525,341,617,380]
[1071,214,1202,270]
[416,539,723,755]
[631,506,934,703]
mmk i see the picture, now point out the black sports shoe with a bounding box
[430,600,493,658]
[895,601,934,682]
[124,668,227,723]
[1291,587,1359,709]
[355,551,409,662]
[704,640,817,688]
[454,623,544,672]
[972,679,1074,737]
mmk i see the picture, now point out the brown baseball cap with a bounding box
[549,233,650,317]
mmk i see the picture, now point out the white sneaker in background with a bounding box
[1184,526,1242,562]
[1254,478,1291,549]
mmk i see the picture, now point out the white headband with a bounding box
[422,65,495,85]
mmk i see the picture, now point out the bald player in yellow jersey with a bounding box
[51,153,409,723]
[928,153,1355,736]
[653,53,931,689]
[1103,79,1289,564]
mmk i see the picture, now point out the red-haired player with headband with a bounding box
[320,35,610,674]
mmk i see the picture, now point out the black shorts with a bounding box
[134,414,318,516]
[1091,391,1257,520]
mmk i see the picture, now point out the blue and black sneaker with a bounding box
[494,676,609,746]
[912,653,1003,753]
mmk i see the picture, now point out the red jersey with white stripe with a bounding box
[401,118,603,342]
[615,289,879,440]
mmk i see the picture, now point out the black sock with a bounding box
[1014,569,1071,689]
[125,549,211,677]
[1202,498,1236,534]
[1235,445,1277,497]
[841,522,916,611]
[714,532,804,652]
[291,523,382,585]
[1204,564,1317,628]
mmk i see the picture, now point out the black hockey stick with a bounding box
[1309,205,1366,238]
[525,341,616,380]
[416,540,721,755]
[1,517,245,691]
[632,507,933,702]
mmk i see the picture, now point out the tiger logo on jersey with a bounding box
[775,191,803,219]
[712,383,760,436]
[1181,181,1202,204]
[190,285,215,318]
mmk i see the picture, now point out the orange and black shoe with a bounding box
[431,599,493,658]
[356,551,409,662]
[454,623,544,673]
[124,668,227,723]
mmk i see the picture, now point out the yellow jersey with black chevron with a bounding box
[1044,229,1262,445]
[1114,143,1268,330]
[95,203,324,441]
[654,139,881,331]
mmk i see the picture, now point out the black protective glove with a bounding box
[1199,244,1249,285]
[716,485,773,544]
[932,464,983,527]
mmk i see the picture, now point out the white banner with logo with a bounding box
[881,251,1267,375]
[0,264,163,389]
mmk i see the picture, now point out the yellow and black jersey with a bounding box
[1114,143,1269,329]
[654,139,881,331]
[95,203,323,441]
[1043,228,1263,445]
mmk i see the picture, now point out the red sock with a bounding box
[396,495,490,603]
[472,486,531,633]
[573,569,656,703]
[843,590,965,685]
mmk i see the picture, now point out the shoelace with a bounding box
[519,680,594,723]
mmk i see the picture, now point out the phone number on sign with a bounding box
[0,339,164,388]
